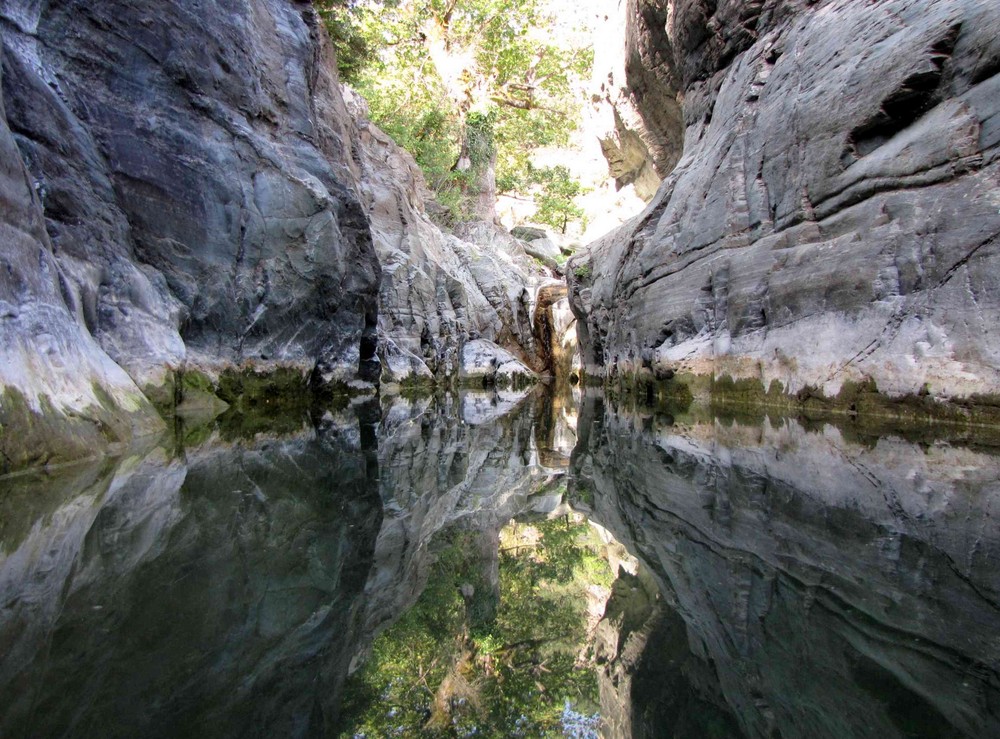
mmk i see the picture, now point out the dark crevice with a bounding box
[971,52,1000,85]
[847,26,959,159]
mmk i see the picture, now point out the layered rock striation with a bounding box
[571,0,1000,409]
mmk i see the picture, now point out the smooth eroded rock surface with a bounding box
[0,0,382,468]
[572,0,1000,402]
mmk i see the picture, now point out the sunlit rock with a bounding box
[571,0,1000,405]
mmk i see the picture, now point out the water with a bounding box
[2,389,999,738]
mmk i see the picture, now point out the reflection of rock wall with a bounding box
[594,570,742,739]
[573,0,1000,403]
[358,389,569,648]
[0,387,582,737]
[575,398,1000,738]
[0,426,382,738]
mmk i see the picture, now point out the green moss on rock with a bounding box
[0,387,124,473]
[598,368,1000,447]
[707,374,1000,446]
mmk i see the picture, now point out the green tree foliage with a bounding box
[317,0,592,225]
[339,517,611,737]
[529,165,586,234]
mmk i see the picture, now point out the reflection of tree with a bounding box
[340,517,610,737]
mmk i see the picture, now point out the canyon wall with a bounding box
[341,90,554,386]
[571,0,1000,406]
[0,0,381,467]
[0,0,550,471]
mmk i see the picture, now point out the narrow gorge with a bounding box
[2,1,1000,737]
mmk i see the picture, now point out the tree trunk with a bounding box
[454,121,498,223]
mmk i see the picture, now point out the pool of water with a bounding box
[2,388,999,738]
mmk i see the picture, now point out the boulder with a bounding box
[460,339,537,388]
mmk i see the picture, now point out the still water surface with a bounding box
[2,388,1000,738]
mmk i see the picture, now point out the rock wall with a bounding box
[591,0,683,201]
[341,90,553,386]
[0,0,559,471]
[572,0,1000,404]
[0,34,162,469]
[0,0,382,469]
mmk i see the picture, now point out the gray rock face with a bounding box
[0,0,381,465]
[573,0,1000,402]
[591,0,682,200]
[341,90,552,383]
[573,397,1000,737]
[0,36,162,470]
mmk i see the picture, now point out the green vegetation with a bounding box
[318,0,592,226]
[528,165,586,234]
[0,386,133,474]
[340,515,611,737]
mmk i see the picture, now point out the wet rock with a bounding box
[573,0,1000,402]
[460,339,537,388]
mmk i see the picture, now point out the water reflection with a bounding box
[1,388,1000,737]
[342,515,610,737]
[0,421,382,738]
[576,395,1000,739]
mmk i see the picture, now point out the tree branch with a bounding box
[489,94,565,116]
